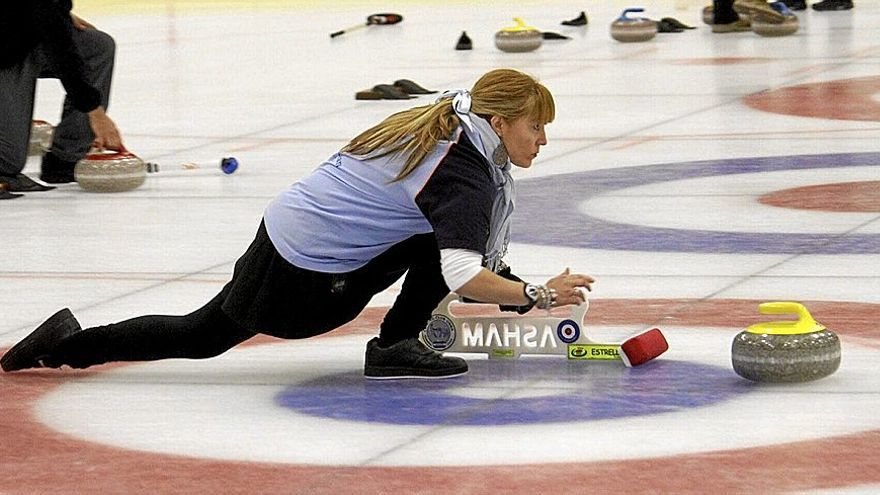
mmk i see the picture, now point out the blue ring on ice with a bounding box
[514,152,880,254]
[275,359,752,425]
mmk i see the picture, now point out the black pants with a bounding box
[46,223,450,369]
[713,0,739,24]
[0,29,116,175]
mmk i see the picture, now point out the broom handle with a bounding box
[330,22,368,38]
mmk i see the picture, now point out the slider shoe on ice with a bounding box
[1,309,80,372]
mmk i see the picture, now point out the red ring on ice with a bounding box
[1,299,879,494]
[673,57,774,65]
[744,76,880,122]
[760,180,880,212]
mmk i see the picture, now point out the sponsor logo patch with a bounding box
[567,344,620,360]
[423,314,456,350]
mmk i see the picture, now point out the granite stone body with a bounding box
[75,152,147,192]
[732,329,840,382]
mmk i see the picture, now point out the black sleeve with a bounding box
[457,263,534,313]
[497,265,535,314]
[415,133,495,254]
[33,0,102,112]
[0,4,38,67]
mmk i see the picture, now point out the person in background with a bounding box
[0,0,123,200]
[712,0,786,32]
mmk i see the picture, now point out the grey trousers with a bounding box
[0,28,115,176]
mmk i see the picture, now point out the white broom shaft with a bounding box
[329,22,368,38]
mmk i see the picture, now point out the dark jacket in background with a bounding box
[1,0,101,112]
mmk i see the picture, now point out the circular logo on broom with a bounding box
[423,314,456,350]
[557,319,580,343]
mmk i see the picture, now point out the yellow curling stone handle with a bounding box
[500,17,538,33]
[745,301,826,335]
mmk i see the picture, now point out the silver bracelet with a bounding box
[524,283,558,310]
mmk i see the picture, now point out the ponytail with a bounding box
[342,69,554,181]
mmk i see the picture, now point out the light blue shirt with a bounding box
[264,139,455,273]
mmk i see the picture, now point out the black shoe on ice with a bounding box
[364,337,468,379]
[1,308,80,372]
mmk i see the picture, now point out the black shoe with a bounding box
[658,19,684,33]
[455,31,473,50]
[812,0,853,10]
[0,173,55,192]
[1,309,81,372]
[393,79,437,95]
[355,84,415,101]
[562,11,588,26]
[0,181,24,199]
[364,337,468,379]
[781,0,807,10]
[661,17,696,29]
[40,152,77,184]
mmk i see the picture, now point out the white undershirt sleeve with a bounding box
[440,248,484,292]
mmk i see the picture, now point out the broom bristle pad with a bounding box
[621,328,668,366]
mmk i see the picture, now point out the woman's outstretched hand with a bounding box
[545,268,594,307]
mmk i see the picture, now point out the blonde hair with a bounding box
[342,68,555,181]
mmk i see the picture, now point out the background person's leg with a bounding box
[41,29,116,181]
[0,53,48,193]
[713,0,739,23]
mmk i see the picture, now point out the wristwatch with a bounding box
[523,282,556,310]
[523,283,540,304]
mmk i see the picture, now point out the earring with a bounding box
[492,143,509,166]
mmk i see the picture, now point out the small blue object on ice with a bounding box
[220,157,238,174]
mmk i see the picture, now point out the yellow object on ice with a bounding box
[745,302,826,335]
[499,17,538,33]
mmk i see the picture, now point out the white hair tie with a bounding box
[439,89,475,131]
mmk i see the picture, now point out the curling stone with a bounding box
[495,17,542,53]
[74,148,146,192]
[752,2,798,37]
[732,302,840,383]
[610,8,658,43]
[28,120,54,156]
